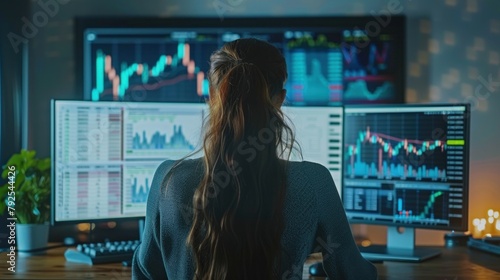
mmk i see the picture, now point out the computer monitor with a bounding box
[342,104,470,261]
[51,100,343,225]
[75,16,406,105]
[50,100,207,225]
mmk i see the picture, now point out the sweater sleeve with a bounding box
[132,160,174,280]
[314,164,378,280]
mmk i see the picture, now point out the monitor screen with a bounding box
[77,16,405,105]
[51,100,207,224]
[51,100,343,224]
[283,106,343,195]
[342,104,470,231]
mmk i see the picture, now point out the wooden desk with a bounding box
[372,246,500,279]
[1,245,499,279]
[0,246,131,280]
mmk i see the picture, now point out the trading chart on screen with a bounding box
[83,22,404,105]
[342,105,469,228]
[52,101,207,222]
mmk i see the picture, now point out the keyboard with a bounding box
[467,237,500,257]
[64,240,141,265]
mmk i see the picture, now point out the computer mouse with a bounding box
[309,261,327,277]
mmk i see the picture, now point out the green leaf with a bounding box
[6,154,22,167]
[37,158,51,172]
[21,149,36,160]
[0,150,51,224]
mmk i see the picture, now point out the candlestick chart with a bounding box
[84,28,405,105]
[342,103,468,229]
[88,36,217,102]
[395,189,448,223]
[344,112,450,182]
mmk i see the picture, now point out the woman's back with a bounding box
[132,158,377,279]
[132,37,376,279]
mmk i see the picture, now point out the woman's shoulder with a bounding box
[153,158,204,195]
[156,157,203,175]
[287,160,331,178]
[285,160,334,191]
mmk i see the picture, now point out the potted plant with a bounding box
[0,149,51,254]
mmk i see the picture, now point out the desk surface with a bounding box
[1,245,499,279]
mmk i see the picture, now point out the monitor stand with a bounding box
[359,226,442,262]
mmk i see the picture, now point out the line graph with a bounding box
[122,164,161,214]
[286,33,341,49]
[123,106,204,160]
[132,126,194,150]
[131,177,150,204]
[343,80,394,101]
[341,42,396,103]
[342,43,389,76]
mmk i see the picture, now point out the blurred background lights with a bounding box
[473,218,480,226]
[472,209,500,237]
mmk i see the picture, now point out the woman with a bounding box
[132,38,377,279]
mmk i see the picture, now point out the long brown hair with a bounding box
[186,38,295,279]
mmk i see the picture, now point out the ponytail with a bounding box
[187,39,294,280]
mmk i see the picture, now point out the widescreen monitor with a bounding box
[76,16,406,105]
[342,104,470,261]
[51,100,344,224]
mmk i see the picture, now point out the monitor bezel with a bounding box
[74,16,406,104]
[342,103,470,232]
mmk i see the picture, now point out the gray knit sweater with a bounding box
[132,158,377,279]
